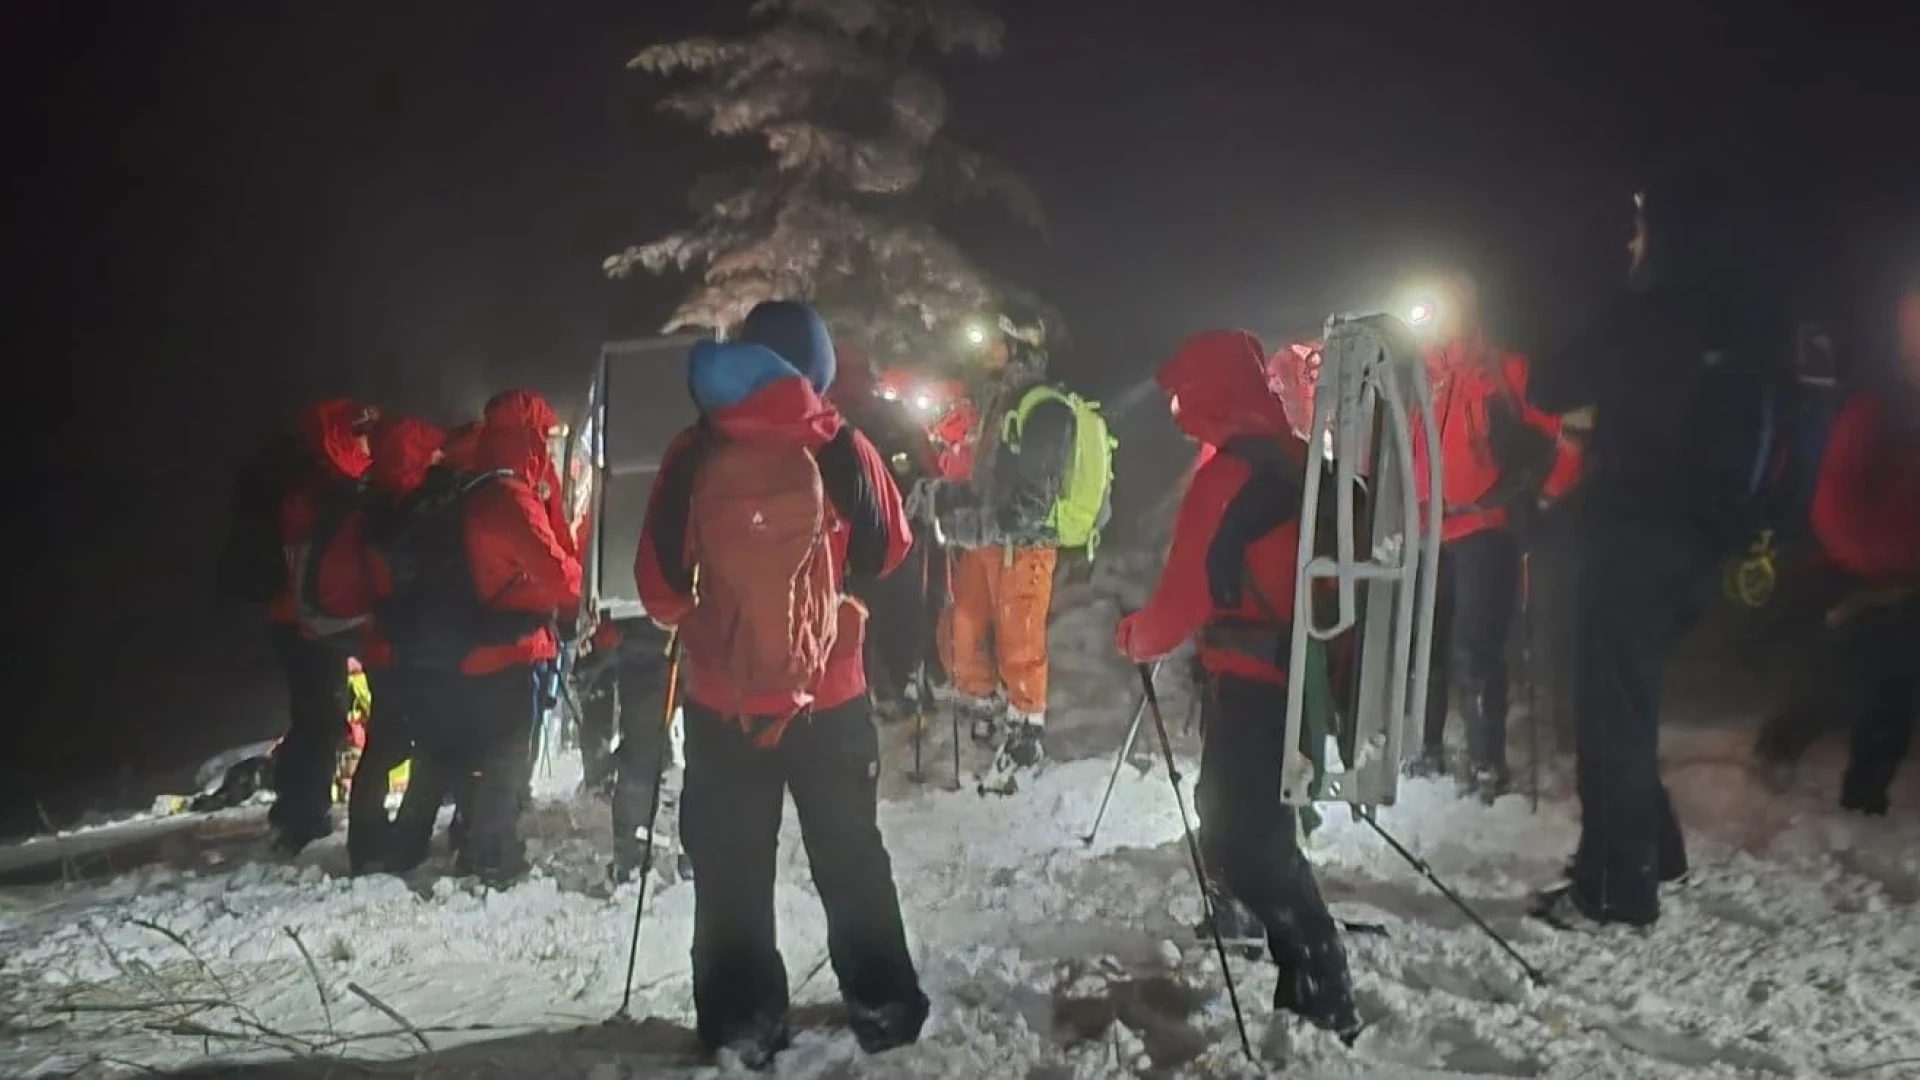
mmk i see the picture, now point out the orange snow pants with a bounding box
[942,545,1057,715]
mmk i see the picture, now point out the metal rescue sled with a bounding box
[1285,312,1547,985]
[536,334,705,778]
[1282,312,1443,811]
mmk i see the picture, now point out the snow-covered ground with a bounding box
[4,561,1919,1079]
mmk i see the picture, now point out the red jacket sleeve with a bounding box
[465,478,583,616]
[1813,395,1920,581]
[847,427,912,579]
[635,428,701,627]
[1121,452,1246,661]
[1504,354,1584,501]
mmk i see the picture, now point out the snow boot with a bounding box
[1192,884,1265,961]
[847,992,930,1055]
[1003,715,1046,769]
[1529,883,1656,931]
[611,825,692,886]
[1404,746,1451,780]
[1462,764,1511,806]
[1276,940,1363,1046]
[713,1016,790,1073]
[268,817,333,859]
[962,696,1004,746]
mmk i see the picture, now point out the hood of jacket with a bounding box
[688,340,843,448]
[483,389,560,436]
[299,399,375,481]
[476,417,553,486]
[740,300,836,393]
[367,417,447,495]
[1158,330,1295,449]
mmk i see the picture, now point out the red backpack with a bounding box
[685,434,841,744]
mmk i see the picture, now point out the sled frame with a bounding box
[1282,313,1443,809]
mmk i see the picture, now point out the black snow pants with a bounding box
[1422,527,1522,773]
[609,624,675,866]
[1196,674,1357,1032]
[679,695,927,1057]
[389,665,537,883]
[850,539,933,714]
[1838,597,1920,815]
[1568,521,1709,925]
[268,625,349,845]
[346,666,416,872]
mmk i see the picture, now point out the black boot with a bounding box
[1404,745,1450,779]
[1276,939,1362,1045]
[1192,882,1265,960]
[847,993,930,1055]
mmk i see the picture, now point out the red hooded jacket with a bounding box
[1411,335,1582,542]
[325,419,581,675]
[312,417,447,667]
[481,390,581,559]
[271,399,375,627]
[1812,392,1920,582]
[1118,330,1312,687]
[636,376,912,719]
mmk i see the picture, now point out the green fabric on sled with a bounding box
[1297,638,1357,843]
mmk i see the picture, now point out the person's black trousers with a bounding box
[268,625,349,845]
[1421,527,1521,772]
[1839,598,1920,815]
[849,540,933,711]
[346,666,416,871]
[1196,673,1356,1031]
[609,626,674,864]
[679,695,926,1056]
[1568,521,1709,924]
[389,665,537,883]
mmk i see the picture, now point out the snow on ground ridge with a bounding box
[4,561,1920,1078]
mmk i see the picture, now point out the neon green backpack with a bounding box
[1002,385,1116,555]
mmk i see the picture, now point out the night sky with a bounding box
[9,1,1916,825]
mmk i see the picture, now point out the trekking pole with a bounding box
[1137,664,1255,1062]
[615,626,682,1021]
[1359,808,1548,986]
[1079,659,1162,847]
[908,541,931,784]
[1520,551,1540,814]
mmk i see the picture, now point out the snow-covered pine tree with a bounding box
[604,0,1054,357]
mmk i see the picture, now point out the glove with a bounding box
[904,477,943,522]
[1114,614,1144,662]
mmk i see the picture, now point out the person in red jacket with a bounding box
[1405,276,1583,801]
[482,389,581,557]
[355,417,581,884]
[1114,329,1362,1044]
[1811,363,1920,815]
[269,398,377,855]
[310,415,448,873]
[636,333,926,1067]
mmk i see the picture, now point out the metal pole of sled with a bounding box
[1079,659,1162,847]
[1137,664,1255,1062]
[1360,809,1547,986]
[616,626,682,1021]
